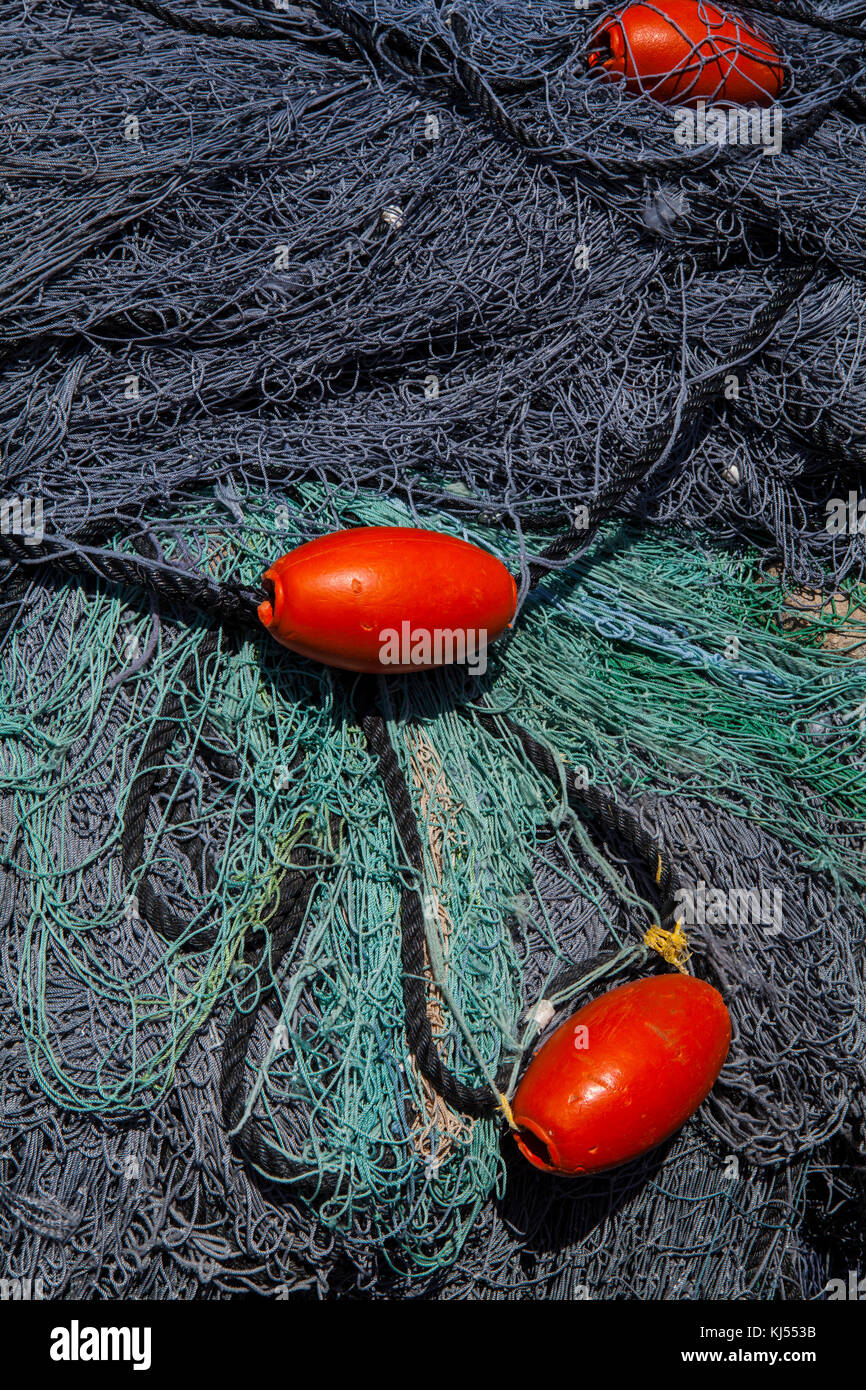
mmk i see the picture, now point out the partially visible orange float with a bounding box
[586,1,785,107]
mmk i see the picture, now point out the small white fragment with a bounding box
[526,998,555,1033]
[643,186,689,235]
[722,463,740,484]
[381,204,404,228]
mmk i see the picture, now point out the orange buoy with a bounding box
[258,526,517,673]
[586,1,785,107]
[512,975,731,1175]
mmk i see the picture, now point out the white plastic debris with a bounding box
[380,204,404,228]
[526,998,556,1033]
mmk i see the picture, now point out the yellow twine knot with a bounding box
[644,918,690,973]
[498,1092,518,1132]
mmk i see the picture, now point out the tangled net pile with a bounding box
[0,0,865,1298]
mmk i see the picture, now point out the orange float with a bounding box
[512,974,731,1174]
[586,1,785,107]
[258,526,517,673]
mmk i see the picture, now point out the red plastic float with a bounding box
[258,526,518,673]
[512,974,731,1174]
[586,1,785,107]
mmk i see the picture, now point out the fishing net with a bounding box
[1,0,865,1299]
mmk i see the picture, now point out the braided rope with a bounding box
[122,631,229,946]
[473,704,682,931]
[357,682,504,1116]
[0,530,262,628]
[0,7,825,1129]
[0,259,818,624]
[356,676,687,1119]
[219,835,342,1194]
[111,0,292,39]
[300,0,865,185]
[742,0,866,41]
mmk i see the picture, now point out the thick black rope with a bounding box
[358,677,684,1119]
[356,678,508,1116]
[116,0,866,46]
[292,0,866,192]
[0,0,851,1189]
[116,616,685,1138]
[0,531,263,627]
[108,0,294,39]
[787,406,866,468]
[301,0,863,184]
[473,709,678,912]
[219,833,342,1195]
[0,250,817,1136]
[743,0,866,41]
[474,704,682,924]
